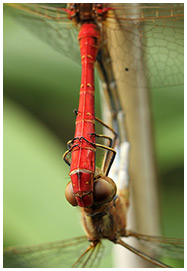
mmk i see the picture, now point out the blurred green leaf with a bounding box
[4,98,84,246]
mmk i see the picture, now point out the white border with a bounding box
[1,1,185,271]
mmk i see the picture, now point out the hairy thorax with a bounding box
[81,192,128,242]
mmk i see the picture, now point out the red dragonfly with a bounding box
[3,3,184,268]
[6,2,183,210]
[62,4,118,207]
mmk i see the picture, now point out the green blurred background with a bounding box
[3,11,183,268]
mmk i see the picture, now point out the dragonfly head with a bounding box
[93,176,117,205]
[65,176,117,207]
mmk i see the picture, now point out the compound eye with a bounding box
[93,176,117,204]
[65,181,78,206]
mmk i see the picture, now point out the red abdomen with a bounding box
[69,23,100,207]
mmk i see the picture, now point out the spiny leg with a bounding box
[63,143,80,166]
[95,143,116,176]
[95,117,118,176]
[95,116,117,149]
[91,133,112,147]
[63,149,71,166]
[63,136,96,166]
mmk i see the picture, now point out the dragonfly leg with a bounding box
[67,136,95,149]
[63,143,80,165]
[95,116,117,149]
[66,138,75,149]
[90,133,114,149]
[73,109,79,116]
[64,136,96,165]
[66,138,80,149]
[63,142,83,164]
[95,143,116,176]
[91,118,118,177]
[79,136,96,147]
[62,149,71,166]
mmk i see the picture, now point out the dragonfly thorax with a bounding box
[81,192,127,242]
[67,3,108,25]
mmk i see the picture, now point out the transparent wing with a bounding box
[102,3,184,88]
[4,3,183,88]
[127,230,184,260]
[4,236,91,268]
[72,242,104,268]
[4,3,81,63]
[4,232,183,268]
[4,236,110,268]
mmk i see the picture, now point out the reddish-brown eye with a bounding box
[65,181,78,206]
[93,176,117,204]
